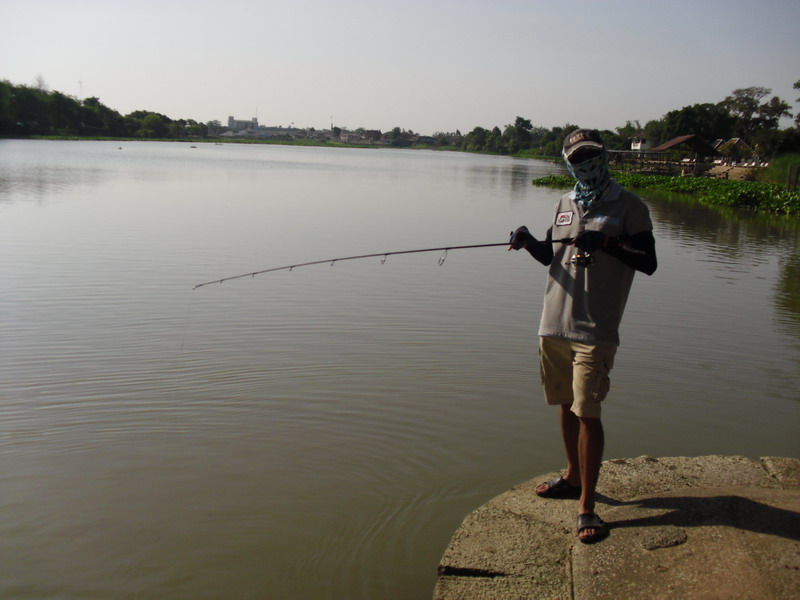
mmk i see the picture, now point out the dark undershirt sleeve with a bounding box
[605,230,657,275]
[525,226,657,275]
[526,227,554,266]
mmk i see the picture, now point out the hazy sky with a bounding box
[2,0,799,134]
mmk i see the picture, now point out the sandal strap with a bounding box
[576,513,604,531]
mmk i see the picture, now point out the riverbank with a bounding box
[434,455,800,600]
[21,134,383,150]
[18,134,464,153]
[532,173,800,216]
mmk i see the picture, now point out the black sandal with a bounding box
[577,513,609,544]
[535,476,582,499]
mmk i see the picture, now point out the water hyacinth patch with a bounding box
[532,173,800,217]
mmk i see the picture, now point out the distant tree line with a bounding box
[0,79,208,139]
[461,84,800,159]
[2,78,799,158]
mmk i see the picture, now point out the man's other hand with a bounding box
[574,230,607,252]
[509,226,536,251]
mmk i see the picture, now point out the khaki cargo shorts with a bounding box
[539,336,617,419]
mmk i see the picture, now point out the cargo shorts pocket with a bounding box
[573,343,616,405]
[584,366,611,403]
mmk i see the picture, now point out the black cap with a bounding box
[563,129,605,160]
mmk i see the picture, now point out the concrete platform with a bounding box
[434,455,800,600]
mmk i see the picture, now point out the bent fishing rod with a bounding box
[193,236,576,290]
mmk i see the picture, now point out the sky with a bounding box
[2,0,799,135]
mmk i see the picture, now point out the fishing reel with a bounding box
[568,250,595,267]
[566,230,606,268]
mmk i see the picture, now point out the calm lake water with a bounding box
[1,140,798,599]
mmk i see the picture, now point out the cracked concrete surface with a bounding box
[434,456,800,600]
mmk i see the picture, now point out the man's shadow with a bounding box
[595,492,800,542]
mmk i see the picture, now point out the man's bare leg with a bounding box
[534,406,606,542]
[560,405,582,487]
[577,415,604,540]
[535,405,582,495]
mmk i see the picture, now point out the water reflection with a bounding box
[645,191,800,338]
[775,252,800,334]
[0,163,108,204]
[646,191,799,256]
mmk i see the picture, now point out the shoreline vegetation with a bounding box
[533,172,800,217]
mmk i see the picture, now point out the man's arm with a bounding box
[509,226,554,266]
[604,230,657,275]
[527,227,554,266]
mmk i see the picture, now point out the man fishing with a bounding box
[509,128,657,544]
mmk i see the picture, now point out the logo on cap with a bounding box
[566,131,589,146]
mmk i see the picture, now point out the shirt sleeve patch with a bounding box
[556,211,574,226]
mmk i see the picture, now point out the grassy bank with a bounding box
[532,172,800,217]
[756,154,800,185]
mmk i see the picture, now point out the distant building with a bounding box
[340,131,366,144]
[631,137,650,151]
[649,134,719,157]
[713,138,756,164]
[715,138,753,155]
[227,116,258,131]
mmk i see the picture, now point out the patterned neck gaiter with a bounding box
[563,151,612,208]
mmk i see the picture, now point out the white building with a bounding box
[228,116,258,131]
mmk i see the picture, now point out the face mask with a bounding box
[563,151,611,207]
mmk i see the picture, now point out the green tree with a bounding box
[501,124,519,154]
[0,80,15,133]
[485,126,503,153]
[12,85,51,133]
[642,118,668,147]
[719,87,792,141]
[81,97,125,136]
[795,80,800,127]
[125,111,171,138]
[661,103,735,143]
[751,127,800,158]
[47,91,81,134]
[186,119,207,137]
[536,124,578,157]
[603,120,642,150]
[206,120,222,136]
[387,126,402,146]
[513,116,533,148]
[463,126,487,151]
[759,96,793,130]
[386,126,413,147]
[167,120,187,138]
[433,132,449,146]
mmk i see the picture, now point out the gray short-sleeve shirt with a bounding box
[538,181,653,346]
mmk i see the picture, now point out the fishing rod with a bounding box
[193,236,577,290]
